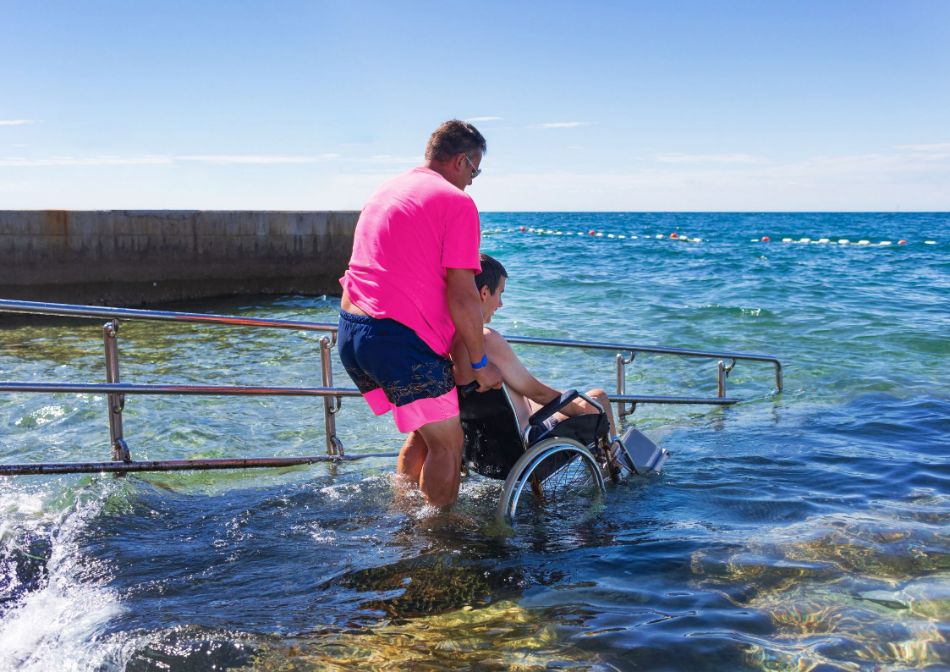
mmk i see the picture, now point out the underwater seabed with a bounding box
[1,470,947,671]
[692,495,950,671]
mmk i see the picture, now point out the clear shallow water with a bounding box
[1,212,948,671]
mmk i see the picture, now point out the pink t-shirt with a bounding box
[340,167,482,356]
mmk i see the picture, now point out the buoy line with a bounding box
[479,227,941,248]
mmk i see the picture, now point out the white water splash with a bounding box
[0,484,125,672]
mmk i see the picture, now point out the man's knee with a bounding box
[416,416,463,453]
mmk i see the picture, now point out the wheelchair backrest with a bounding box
[458,385,525,480]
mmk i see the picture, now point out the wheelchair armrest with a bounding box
[528,389,581,429]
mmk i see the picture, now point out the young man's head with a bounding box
[425,119,486,192]
[474,254,507,323]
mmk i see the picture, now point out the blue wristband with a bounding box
[471,353,489,370]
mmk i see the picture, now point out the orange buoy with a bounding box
[588,229,596,236]
[898,239,908,245]
[519,226,526,232]
[761,236,771,242]
[670,232,679,239]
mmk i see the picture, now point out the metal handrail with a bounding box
[506,334,783,392]
[0,298,782,476]
[0,382,363,397]
[0,298,336,332]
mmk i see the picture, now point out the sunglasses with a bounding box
[464,154,482,179]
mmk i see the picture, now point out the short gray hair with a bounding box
[425,119,487,161]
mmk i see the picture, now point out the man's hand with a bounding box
[474,361,503,391]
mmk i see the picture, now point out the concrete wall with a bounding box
[0,210,359,306]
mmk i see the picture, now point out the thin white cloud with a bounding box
[364,154,422,165]
[465,116,503,122]
[893,142,950,161]
[895,142,950,153]
[533,122,592,129]
[0,153,341,167]
[478,147,950,210]
[0,155,172,166]
[0,120,36,127]
[177,153,340,164]
[655,153,763,164]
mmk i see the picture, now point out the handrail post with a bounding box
[103,320,130,461]
[616,351,636,426]
[320,335,344,457]
[717,358,737,399]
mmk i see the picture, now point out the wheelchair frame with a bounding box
[458,384,633,526]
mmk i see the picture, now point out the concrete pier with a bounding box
[0,210,358,306]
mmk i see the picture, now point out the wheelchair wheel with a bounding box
[496,437,607,526]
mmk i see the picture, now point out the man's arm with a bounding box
[446,268,502,391]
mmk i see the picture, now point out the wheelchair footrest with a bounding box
[620,427,669,475]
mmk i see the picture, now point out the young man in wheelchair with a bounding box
[454,255,667,521]
[452,254,623,464]
[453,254,619,436]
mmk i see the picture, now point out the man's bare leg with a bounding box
[414,416,464,508]
[397,431,427,486]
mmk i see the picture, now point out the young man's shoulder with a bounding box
[484,327,513,354]
[484,326,503,341]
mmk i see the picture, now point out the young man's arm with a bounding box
[446,268,502,391]
[483,330,559,405]
[482,331,603,421]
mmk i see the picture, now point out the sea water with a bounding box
[0,212,947,670]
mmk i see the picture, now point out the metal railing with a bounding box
[504,334,783,422]
[0,298,782,476]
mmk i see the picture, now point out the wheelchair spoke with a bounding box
[497,438,607,527]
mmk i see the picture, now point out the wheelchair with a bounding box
[458,383,636,526]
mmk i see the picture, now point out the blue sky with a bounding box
[2,0,949,210]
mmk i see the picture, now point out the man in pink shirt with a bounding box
[338,120,503,508]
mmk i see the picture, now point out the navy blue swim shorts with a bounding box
[337,311,459,432]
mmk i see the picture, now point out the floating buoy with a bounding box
[618,234,626,239]
[655,234,664,240]
[800,237,811,243]
[818,238,830,244]
[782,237,793,243]
[607,233,615,238]
[588,229,596,236]
[879,241,892,246]
[899,239,908,245]
[761,236,770,243]
[838,239,850,245]
[519,226,526,232]
[670,232,679,239]
[925,240,937,245]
